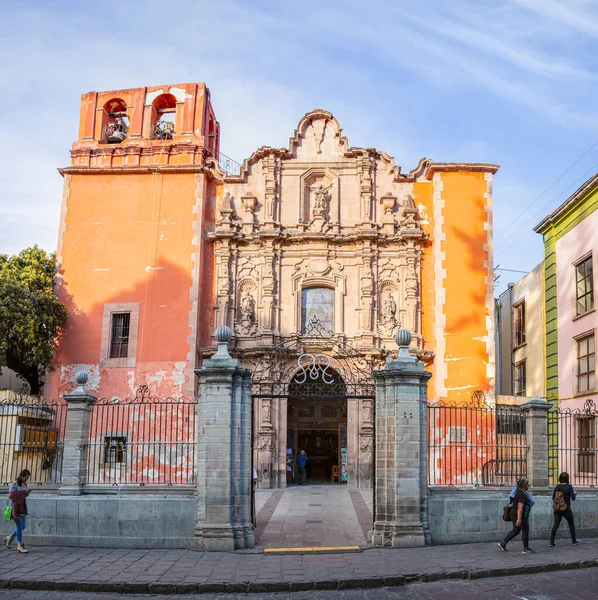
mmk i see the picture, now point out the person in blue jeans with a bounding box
[4,469,31,554]
[297,450,309,485]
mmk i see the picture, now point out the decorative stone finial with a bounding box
[73,371,89,395]
[213,325,233,360]
[395,329,413,359]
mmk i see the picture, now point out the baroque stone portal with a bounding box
[210,109,430,488]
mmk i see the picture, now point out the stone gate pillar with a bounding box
[60,371,97,496]
[372,329,432,548]
[194,326,254,550]
[521,396,551,489]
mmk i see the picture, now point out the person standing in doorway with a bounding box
[498,477,534,554]
[297,450,309,485]
[4,469,31,553]
[550,472,581,547]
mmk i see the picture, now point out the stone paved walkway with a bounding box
[0,537,596,595]
[254,485,373,548]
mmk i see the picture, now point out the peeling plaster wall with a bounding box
[47,171,207,401]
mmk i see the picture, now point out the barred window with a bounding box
[109,313,130,359]
[577,333,595,394]
[576,256,594,316]
[514,360,526,396]
[577,416,596,474]
[514,300,526,347]
[497,411,526,435]
[104,436,126,464]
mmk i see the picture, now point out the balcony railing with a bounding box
[207,146,242,177]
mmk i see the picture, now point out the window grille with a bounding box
[104,436,127,464]
[109,313,130,359]
[497,410,526,435]
[514,300,526,347]
[514,360,527,396]
[577,416,596,474]
[576,256,594,316]
[577,333,595,394]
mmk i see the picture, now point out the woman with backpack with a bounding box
[550,472,581,547]
[497,477,534,553]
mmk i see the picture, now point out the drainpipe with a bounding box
[495,298,501,395]
[508,283,515,395]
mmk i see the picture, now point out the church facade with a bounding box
[47,81,498,489]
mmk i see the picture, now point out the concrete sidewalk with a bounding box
[1,538,597,595]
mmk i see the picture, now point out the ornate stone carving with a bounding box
[218,192,234,226]
[400,194,419,229]
[237,290,257,335]
[261,398,272,426]
[241,193,257,234]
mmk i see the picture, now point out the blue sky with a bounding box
[1,0,598,294]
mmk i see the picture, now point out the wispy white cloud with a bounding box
[1,0,598,274]
[515,0,598,37]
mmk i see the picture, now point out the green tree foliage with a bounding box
[0,246,67,395]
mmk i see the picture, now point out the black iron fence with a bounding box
[428,393,528,487]
[86,386,196,486]
[549,399,598,487]
[0,394,67,486]
[206,146,242,177]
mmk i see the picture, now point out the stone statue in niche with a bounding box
[383,294,397,322]
[236,290,258,336]
[378,291,399,337]
[241,292,256,322]
[310,182,332,217]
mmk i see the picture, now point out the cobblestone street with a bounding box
[1,537,597,596]
[0,567,597,599]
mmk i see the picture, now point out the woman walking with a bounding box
[498,477,534,553]
[550,472,581,547]
[4,469,31,553]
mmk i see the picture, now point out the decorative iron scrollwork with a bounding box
[294,353,334,385]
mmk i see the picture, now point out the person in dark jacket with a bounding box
[498,477,534,553]
[550,472,581,547]
[4,469,31,554]
[297,450,309,485]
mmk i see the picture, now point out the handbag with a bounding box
[2,506,11,520]
[502,504,512,522]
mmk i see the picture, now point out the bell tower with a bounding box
[48,83,223,400]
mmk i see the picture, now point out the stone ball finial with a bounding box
[75,371,89,386]
[214,325,233,344]
[212,326,233,361]
[395,329,412,348]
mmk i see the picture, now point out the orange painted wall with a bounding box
[413,180,436,394]
[440,171,492,403]
[48,172,208,399]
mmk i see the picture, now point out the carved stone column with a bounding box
[358,398,374,488]
[262,156,278,228]
[256,397,276,489]
[358,155,374,223]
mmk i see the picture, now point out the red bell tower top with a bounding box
[71,82,219,168]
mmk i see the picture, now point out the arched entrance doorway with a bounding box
[287,363,348,484]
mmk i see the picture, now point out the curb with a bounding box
[0,559,597,595]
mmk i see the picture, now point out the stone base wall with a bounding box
[428,487,598,545]
[0,492,197,549]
